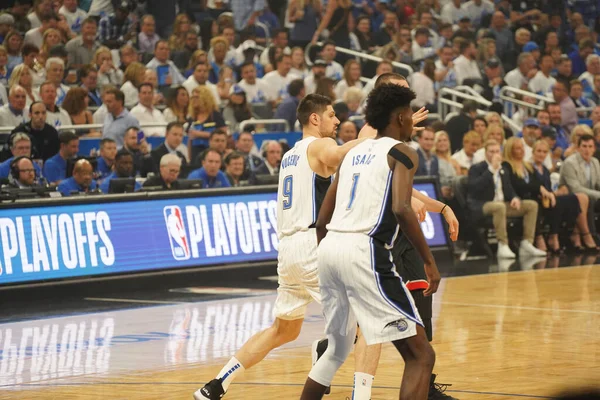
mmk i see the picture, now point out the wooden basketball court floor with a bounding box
[0,264,598,399]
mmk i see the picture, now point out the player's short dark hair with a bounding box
[115,149,132,161]
[288,79,304,97]
[365,84,415,131]
[297,94,332,126]
[578,133,595,147]
[58,131,78,145]
[375,73,407,88]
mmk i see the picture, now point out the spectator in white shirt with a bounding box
[120,61,146,109]
[95,46,124,89]
[59,0,87,34]
[441,0,464,25]
[183,62,220,106]
[24,12,58,49]
[579,54,600,94]
[529,54,556,95]
[130,83,167,137]
[452,130,482,173]
[39,81,71,128]
[460,0,494,28]
[262,54,299,103]
[304,59,327,95]
[334,59,363,101]
[236,61,272,104]
[505,52,537,90]
[410,59,437,110]
[320,40,344,81]
[43,57,70,107]
[453,40,482,85]
[0,85,29,127]
[411,26,436,61]
[146,40,185,86]
[411,10,440,49]
[28,0,53,29]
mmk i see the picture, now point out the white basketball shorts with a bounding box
[273,229,321,320]
[318,232,423,345]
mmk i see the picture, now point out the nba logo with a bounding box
[163,206,191,260]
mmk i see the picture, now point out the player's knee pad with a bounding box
[308,328,356,386]
[410,289,433,341]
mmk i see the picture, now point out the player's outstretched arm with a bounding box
[309,137,368,169]
[315,169,340,245]
[411,189,459,241]
[389,143,440,296]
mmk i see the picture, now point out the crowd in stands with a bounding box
[2,0,600,256]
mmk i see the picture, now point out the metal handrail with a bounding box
[437,87,492,120]
[454,85,487,99]
[306,42,414,76]
[498,86,553,117]
[239,119,290,132]
[502,114,522,133]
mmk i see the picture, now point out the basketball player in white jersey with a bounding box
[300,84,437,400]
[194,94,374,400]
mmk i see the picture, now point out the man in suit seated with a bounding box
[188,149,231,189]
[6,157,42,189]
[57,159,97,196]
[560,134,600,238]
[467,139,545,259]
[99,150,142,193]
[560,134,600,201]
[415,127,439,177]
[149,122,187,175]
[254,140,282,176]
[143,153,182,190]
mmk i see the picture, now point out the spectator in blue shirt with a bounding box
[99,149,141,193]
[0,133,42,180]
[96,138,117,181]
[274,79,305,131]
[43,131,79,184]
[102,88,139,148]
[57,159,97,196]
[188,149,231,188]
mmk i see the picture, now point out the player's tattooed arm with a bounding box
[389,143,440,295]
[315,164,342,245]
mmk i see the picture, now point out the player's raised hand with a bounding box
[442,206,459,241]
[423,261,441,296]
[411,107,429,132]
[411,196,427,222]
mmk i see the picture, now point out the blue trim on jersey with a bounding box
[369,239,423,327]
[368,170,392,236]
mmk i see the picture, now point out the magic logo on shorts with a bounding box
[384,318,408,332]
[163,206,191,260]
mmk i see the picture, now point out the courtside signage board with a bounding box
[0,182,447,286]
[0,193,278,285]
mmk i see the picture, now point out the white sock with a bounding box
[216,357,245,392]
[352,372,374,400]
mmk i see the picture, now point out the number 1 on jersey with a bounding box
[347,173,360,210]
[282,175,293,209]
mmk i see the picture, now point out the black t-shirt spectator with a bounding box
[10,122,60,162]
[446,113,473,152]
